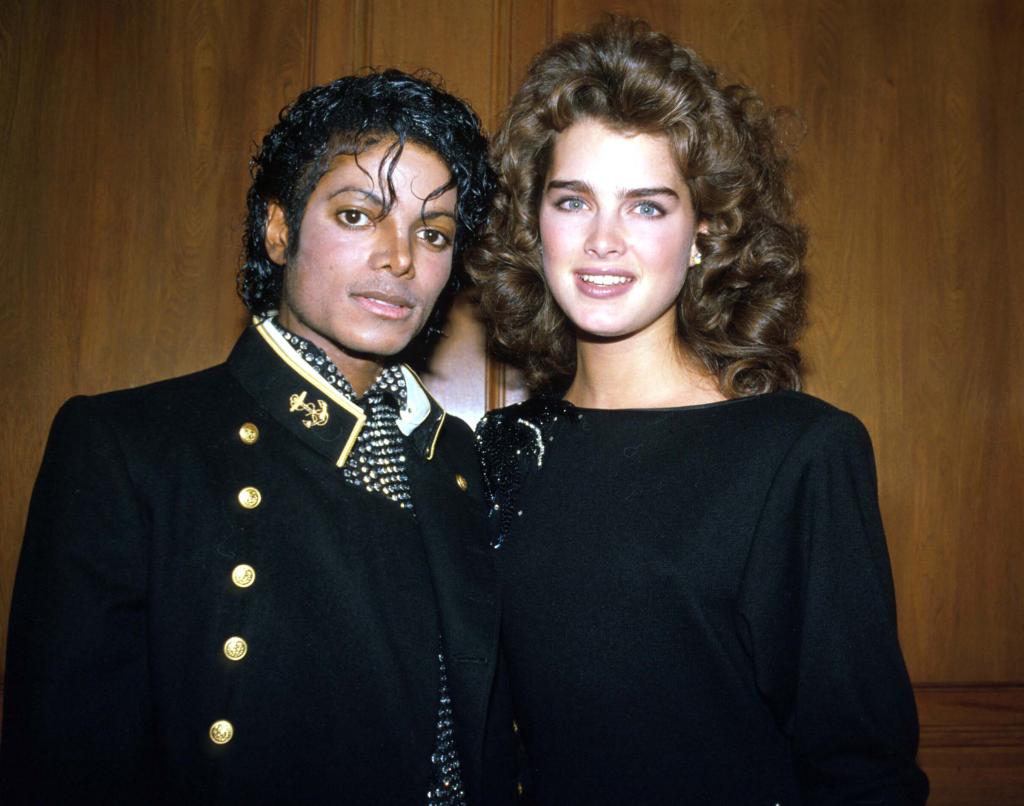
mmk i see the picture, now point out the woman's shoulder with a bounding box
[475,396,575,449]
[740,389,864,430]
[759,389,870,439]
[477,395,572,426]
[737,391,877,478]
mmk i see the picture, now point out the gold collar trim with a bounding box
[254,319,367,467]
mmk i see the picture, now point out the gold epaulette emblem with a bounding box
[289,391,329,428]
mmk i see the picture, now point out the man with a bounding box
[1,70,514,804]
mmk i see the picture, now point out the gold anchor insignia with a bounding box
[289,391,329,428]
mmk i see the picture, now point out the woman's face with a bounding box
[538,118,700,342]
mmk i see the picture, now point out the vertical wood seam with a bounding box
[305,0,317,87]
[363,0,374,68]
[490,0,510,120]
[481,0,509,409]
[485,0,514,412]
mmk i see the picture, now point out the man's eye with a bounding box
[339,210,370,226]
[420,229,451,248]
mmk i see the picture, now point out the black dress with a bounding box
[476,391,928,805]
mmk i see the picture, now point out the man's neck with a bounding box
[272,314,384,397]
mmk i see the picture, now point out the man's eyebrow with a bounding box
[421,210,457,223]
[326,186,382,205]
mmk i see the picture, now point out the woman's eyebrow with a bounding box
[546,179,679,200]
[546,179,594,194]
[623,186,679,199]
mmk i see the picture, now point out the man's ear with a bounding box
[265,201,289,266]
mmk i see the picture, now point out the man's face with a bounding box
[266,140,457,382]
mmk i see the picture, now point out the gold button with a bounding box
[238,422,259,444]
[231,564,255,588]
[223,636,248,661]
[209,719,234,744]
[238,486,262,509]
[455,473,468,491]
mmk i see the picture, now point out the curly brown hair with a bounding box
[467,18,807,396]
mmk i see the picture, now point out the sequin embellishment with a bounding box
[476,398,578,548]
[273,320,414,510]
[427,650,466,804]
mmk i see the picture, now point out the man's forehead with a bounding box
[318,143,456,205]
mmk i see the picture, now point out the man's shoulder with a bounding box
[61,362,236,422]
[45,360,249,465]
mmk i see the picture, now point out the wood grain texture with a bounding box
[311,0,370,82]
[0,0,311,678]
[916,684,1024,804]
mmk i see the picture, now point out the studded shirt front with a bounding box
[269,317,466,806]
[270,318,415,511]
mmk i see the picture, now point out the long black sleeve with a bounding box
[739,410,928,804]
[1,396,155,802]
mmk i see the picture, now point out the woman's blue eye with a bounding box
[636,202,662,217]
[558,197,586,211]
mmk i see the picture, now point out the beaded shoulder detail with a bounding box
[475,397,580,548]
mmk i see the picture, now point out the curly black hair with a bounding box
[238,69,495,341]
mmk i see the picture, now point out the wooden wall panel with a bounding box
[0,0,312,679]
[312,0,371,80]
[916,685,1024,804]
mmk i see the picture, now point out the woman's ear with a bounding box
[690,220,709,267]
[265,201,289,266]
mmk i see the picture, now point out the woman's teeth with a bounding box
[580,274,631,286]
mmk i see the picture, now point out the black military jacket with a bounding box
[1,322,515,804]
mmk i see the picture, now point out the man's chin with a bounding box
[341,325,427,361]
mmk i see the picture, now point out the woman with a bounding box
[470,18,928,805]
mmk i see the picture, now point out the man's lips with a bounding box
[352,289,417,320]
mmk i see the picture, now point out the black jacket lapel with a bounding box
[226,323,366,467]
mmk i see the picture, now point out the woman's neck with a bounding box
[565,323,726,410]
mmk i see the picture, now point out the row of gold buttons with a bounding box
[209,423,262,745]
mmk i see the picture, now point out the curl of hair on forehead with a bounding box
[467,17,807,397]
